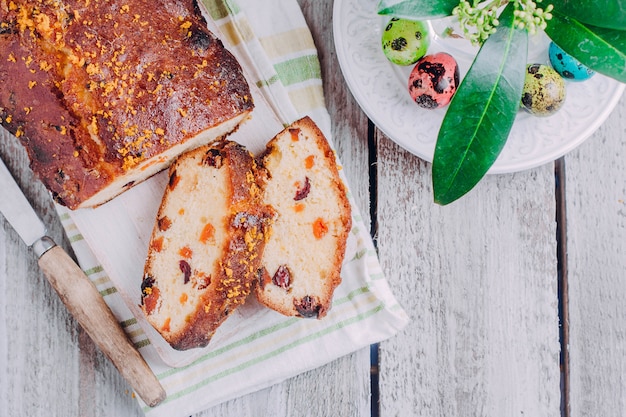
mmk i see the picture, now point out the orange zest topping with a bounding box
[305,155,315,169]
[199,222,215,244]
[178,246,193,258]
[313,218,328,239]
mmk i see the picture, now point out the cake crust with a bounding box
[0,0,253,209]
[141,141,273,350]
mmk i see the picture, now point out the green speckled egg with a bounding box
[521,64,566,116]
[381,18,430,66]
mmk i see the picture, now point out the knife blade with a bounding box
[0,157,166,407]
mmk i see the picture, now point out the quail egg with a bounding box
[548,42,595,81]
[408,52,459,109]
[521,64,566,116]
[381,18,430,66]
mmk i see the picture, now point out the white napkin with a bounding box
[55,0,409,415]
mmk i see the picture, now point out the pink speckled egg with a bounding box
[408,52,459,109]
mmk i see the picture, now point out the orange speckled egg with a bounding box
[408,52,459,109]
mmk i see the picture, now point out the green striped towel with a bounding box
[55,0,409,415]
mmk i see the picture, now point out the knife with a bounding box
[0,157,166,407]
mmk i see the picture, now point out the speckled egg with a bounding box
[408,52,459,109]
[521,64,566,116]
[381,18,430,66]
[548,42,595,81]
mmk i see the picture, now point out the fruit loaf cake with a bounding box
[0,0,253,209]
[140,141,273,350]
[255,117,352,318]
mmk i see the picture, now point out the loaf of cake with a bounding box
[0,0,253,209]
[141,141,273,350]
[255,117,352,318]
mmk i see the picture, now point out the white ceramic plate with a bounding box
[333,0,625,174]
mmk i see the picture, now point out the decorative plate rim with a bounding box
[332,0,625,174]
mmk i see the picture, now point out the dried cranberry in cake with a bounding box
[179,260,192,284]
[272,265,292,289]
[158,216,172,232]
[141,275,160,315]
[255,117,352,319]
[294,295,323,318]
[202,148,223,168]
[294,177,311,201]
[169,170,181,191]
[142,141,273,350]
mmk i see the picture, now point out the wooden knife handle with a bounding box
[38,245,166,407]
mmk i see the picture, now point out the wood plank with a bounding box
[376,133,561,416]
[198,0,373,415]
[564,93,626,417]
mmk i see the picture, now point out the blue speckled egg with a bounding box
[548,42,595,81]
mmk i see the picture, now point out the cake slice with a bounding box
[255,117,352,318]
[141,141,273,350]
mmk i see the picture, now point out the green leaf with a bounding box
[545,12,626,83]
[432,3,528,205]
[377,0,458,20]
[545,0,626,30]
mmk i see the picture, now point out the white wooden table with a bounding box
[2,1,625,416]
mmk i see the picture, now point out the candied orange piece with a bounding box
[313,218,328,239]
[199,222,215,244]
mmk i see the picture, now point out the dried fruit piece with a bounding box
[141,275,155,296]
[199,222,215,244]
[169,170,180,190]
[294,295,322,318]
[272,265,292,289]
[158,216,172,231]
[194,272,211,290]
[162,317,171,332]
[179,260,192,284]
[304,155,315,169]
[202,148,223,168]
[294,177,311,201]
[150,236,164,252]
[257,267,272,289]
[289,128,300,141]
[312,218,328,239]
[141,275,160,315]
[179,293,188,304]
[179,246,193,259]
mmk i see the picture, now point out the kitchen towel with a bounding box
[55,0,410,415]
